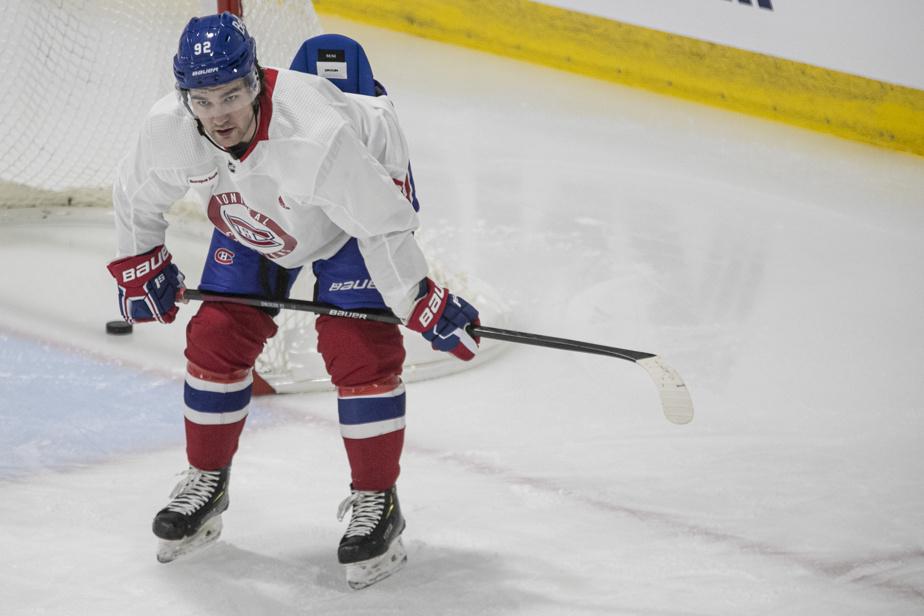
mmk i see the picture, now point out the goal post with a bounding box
[217,1,244,15]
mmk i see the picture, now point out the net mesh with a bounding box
[0,0,321,207]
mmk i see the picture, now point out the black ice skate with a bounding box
[152,465,230,563]
[337,485,407,589]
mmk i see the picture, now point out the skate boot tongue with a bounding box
[338,490,386,538]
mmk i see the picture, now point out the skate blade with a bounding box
[156,515,223,563]
[344,537,408,590]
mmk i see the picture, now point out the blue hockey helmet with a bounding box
[173,12,257,90]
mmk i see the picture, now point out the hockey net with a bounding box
[0,0,324,209]
[0,0,507,393]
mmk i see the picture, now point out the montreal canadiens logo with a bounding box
[214,247,235,265]
[225,214,282,249]
[207,191,297,259]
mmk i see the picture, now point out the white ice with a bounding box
[2,16,923,615]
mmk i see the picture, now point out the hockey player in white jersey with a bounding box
[106,13,481,589]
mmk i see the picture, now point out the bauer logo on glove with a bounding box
[116,245,170,283]
[414,284,445,329]
[406,278,481,361]
[107,245,185,324]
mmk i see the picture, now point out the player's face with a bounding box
[187,79,258,148]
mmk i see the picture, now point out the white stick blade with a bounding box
[636,356,694,424]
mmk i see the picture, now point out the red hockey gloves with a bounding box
[107,245,185,324]
[406,278,481,361]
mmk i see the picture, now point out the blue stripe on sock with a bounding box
[184,383,252,414]
[338,392,406,426]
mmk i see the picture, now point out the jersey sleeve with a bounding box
[112,116,190,258]
[309,73,410,179]
[342,92,410,180]
[313,124,428,320]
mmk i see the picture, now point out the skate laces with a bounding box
[166,467,222,516]
[337,490,386,538]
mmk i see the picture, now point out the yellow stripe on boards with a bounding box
[313,0,924,156]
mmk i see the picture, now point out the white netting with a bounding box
[253,240,510,393]
[0,0,321,207]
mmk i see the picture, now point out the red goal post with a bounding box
[217,1,243,16]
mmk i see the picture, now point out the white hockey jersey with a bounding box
[113,68,428,319]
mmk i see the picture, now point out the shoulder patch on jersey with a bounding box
[188,168,219,186]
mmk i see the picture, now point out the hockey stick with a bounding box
[182,289,694,424]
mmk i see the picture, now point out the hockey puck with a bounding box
[106,320,133,335]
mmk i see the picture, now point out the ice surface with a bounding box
[1,16,922,615]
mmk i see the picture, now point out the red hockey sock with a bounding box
[316,316,407,490]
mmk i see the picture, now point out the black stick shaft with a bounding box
[183,289,654,364]
[184,289,402,324]
[468,325,654,362]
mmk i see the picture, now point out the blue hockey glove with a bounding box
[107,245,185,324]
[406,278,480,361]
